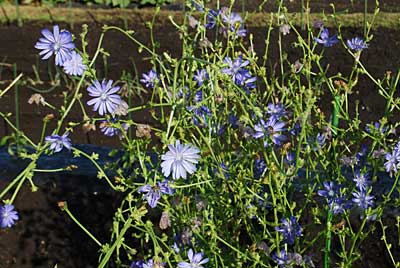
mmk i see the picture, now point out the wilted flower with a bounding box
[280,24,291,35]
[35,25,75,66]
[63,51,86,76]
[159,211,171,230]
[314,28,338,47]
[82,122,96,133]
[28,93,46,106]
[292,60,303,73]
[161,140,200,179]
[112,100,129,117]
[45,132,72,153]
[136,124,152,139]
[178,249,209,268]
[138,180,174,208]
[187,15,199,28]
[87,79,122,116]
[0,204,19,228]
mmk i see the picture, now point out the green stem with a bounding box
[98,217,132,268]
[324,209,333,268]
[62,202,102,247]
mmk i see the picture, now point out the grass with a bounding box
[1,3,400,28]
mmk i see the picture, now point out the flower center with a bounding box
[2,211,8,219]
[53,42,61,53]
[175,152,183,161]
[100,92,108,101]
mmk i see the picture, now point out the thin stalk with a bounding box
[61,202,102,247]
[324,210,333,268]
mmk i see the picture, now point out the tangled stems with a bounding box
[71,147,121,191]
[98,216,133,268]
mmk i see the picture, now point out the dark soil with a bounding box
[0,172,121,268]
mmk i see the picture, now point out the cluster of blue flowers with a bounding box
[221,55,256,92]
[35,25,130,152]
[253,103,287,147]
[202,6,246,38]
[35,25,86,76]
[314,26,368,53]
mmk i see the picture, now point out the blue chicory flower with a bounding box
[140,69,159,89]
[221,10,247,37]
[194,90,203,103]
[267,103,287,120]
[272,250,291,268]
[347,37,368,52]
[35,25,75,66]
[193,69,209,87]
[353,170,371,191]
[188,105,212,127]
[63,51,86,76]
[45,132,72,153]
[221,56,250,79]
[161,140,201,179]
[254,157,267,179]
[205,9,219,29]
[138,180,174,208]
[253,117,287,146]
[178,248,209,268]
[99,119,128,139]
[318,181,352,214]
[87,79,122,116]
[234,69,256,91]
[314,28,339,47]
[352,190,374,209]
[384,150,400,176]
[275,216,302,245]
[0,204,19,228]
[130,260,144,268]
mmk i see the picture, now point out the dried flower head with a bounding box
[136,124,152,139]
[28,93,46,106]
